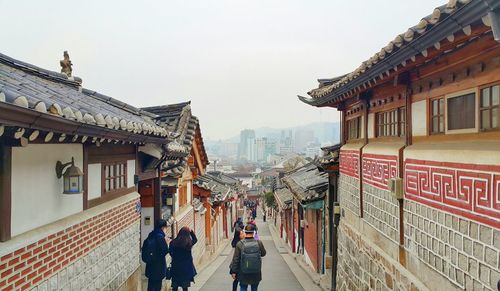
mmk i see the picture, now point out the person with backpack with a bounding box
[142,219,170,291]
[229,224,266,291]
[231,220,245,291]
[169,226,198,291]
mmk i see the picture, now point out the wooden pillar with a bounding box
[83,144,89,210]
[0,145,12,242]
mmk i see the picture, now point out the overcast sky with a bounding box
[1,0,444,140]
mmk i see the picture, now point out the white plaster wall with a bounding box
[141,207,154,243]
[88,163,101,200]
[11,144,83,237]
[367,113,375,139]
[360,115,365,139]
[187,181,192,204]
[412,100,427,136]
[127,160,135,187]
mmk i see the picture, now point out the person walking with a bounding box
[169,227,198,291]
[231,220,245,291]
[229,224,266,291]
[142,219,170,291]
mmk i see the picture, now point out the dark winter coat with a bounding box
[229,238,266,285]
[145,229,169,280]
[231,224,243,248]
[169,231,198,283]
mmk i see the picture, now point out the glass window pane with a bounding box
[432,100,438,115]
[493,107,498,128]
[448,93,475,130]
[432,117,439,133]
[122,176,126,188]
[481,110,490,129]
[481,88,490,107]
[492,86,499,106]
[439,117,444,133]
[439,99,444,114]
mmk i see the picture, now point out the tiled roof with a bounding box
[143,102,203,177]
[300,0,494,106]
[0,52,168,138]
[274,187,293,209]
[282,162,328,202]
[195,173,234,203]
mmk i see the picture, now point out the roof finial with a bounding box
[60,51,73,77]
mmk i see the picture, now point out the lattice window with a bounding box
[430,98,445,134]
[347,117,360,140]
[480,84,499,131]
[375,107,406,137]
[102,162,127,193]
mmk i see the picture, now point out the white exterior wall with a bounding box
[187,181,192,204]
[87,163,101,200]
[367,113,375,138]
[127,160,135,187]
[141,207,154,243]
[412,100,427,136]
[11,144,83,237]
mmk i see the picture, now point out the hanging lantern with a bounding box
[56,157,84,194]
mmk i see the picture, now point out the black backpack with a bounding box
[141,235,157,264]
[240,240,262,274]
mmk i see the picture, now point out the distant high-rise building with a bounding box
[295,129,315,152]
[238,129,255,160]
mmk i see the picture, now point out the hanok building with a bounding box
[273,187,294,249]
[194,173,237,248]
[142,102,209,261]
[282,162,329,274]
[300,1,500,290]
[0,52,178,290]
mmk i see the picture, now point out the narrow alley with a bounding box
[191,215,320,291]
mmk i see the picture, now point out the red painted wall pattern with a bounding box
[340,150,360,178]
[405,159,500,228]
[362,154,398,190]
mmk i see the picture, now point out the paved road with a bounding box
[195,218,305,291]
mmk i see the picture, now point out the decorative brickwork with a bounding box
[0,199,140,290]
[405,199,500,291]
[340,150,360,178]
[363,183,400,243]
[336,221,424,291]
[405,159,500,228]
[338,174,360,216]
[362,153,398,190]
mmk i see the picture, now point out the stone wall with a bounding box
[192,211,206,263]
[336,221,426,291]
[0,194,140,291]
[338,174,360,216]
[363,183,400,243]
[405,199,500,291]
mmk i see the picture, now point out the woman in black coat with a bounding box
[169,227,198,291]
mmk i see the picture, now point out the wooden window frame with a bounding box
[429,97,445,135]
[375,107,406,137]
[101,161,128,195]
[445,88,478,135]
[479,82,500,132]
[346,116,361,141]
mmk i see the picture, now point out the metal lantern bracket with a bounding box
[56,157,76,178]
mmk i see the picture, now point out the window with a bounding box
[347,117,360,140]
[376,107,406,137]
[103,162,127,193]
[430,98,445,134]
[447,92,475,130]
[480,85,499,131]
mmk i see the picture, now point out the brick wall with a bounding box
[336,221,425,291]
[363,183,400,243]
[405,200,500,290]
[0,198,140,290]
[338,174,360,216]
